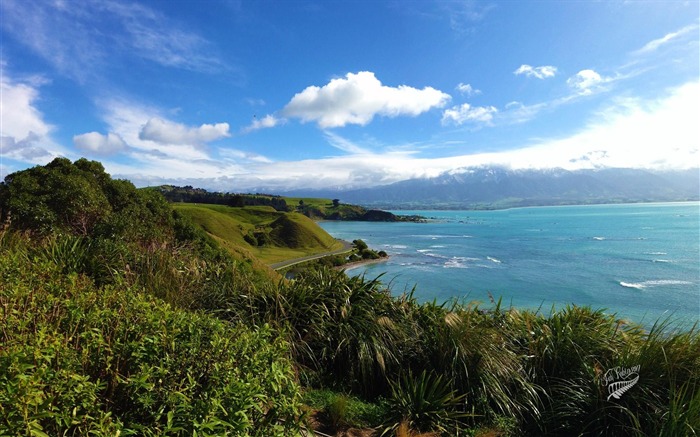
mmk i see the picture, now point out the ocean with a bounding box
[319,202,700,326]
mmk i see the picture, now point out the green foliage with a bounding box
[353,239,369,251]
[302,389,388,429]
[156,185,289,211]
[382,370,469,436]
[0,236,303,436]
[1,158,174,245]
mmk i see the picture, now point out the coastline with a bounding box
[335,256,390,272]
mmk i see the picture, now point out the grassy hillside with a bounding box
[173,203,344,264]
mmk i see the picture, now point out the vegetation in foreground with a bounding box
[1,158,698,436]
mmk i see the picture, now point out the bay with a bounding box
[319,202,700,326]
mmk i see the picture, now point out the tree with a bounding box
[352,239,368,251]
[3,158,111,235]
[332,199,340,207]
[2,158,173,243]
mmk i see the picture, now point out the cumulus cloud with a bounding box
[242,114,285,133]
[73,132,127,155]
[567,69,611,95]
[456,82,480,96]
[441,103,497,126]
[0,72,59,162]
[139,118,230,145]
[514,64,558,79]
[282,71,450,128]
[104,81,699,191]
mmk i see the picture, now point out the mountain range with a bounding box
[283,167,700,209]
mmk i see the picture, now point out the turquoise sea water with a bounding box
[319,202,700,326]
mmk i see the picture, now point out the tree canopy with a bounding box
[0,158,174,244]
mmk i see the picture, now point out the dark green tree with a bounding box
[2,158,173,244]
[3,158,111,235]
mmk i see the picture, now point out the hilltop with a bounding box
[155,185,424,221]
[172,203,345,265]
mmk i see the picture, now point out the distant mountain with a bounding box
[283,167,700,209]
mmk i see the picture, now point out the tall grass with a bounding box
[0,233,303,436]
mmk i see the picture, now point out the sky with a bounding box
[1,0,699,191]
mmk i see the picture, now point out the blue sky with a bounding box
[1,0,698,191]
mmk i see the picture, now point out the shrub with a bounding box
[382,370,469,436]
[0,237,303,436]
[303,389,388,430]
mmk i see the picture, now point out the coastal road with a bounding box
[269,240,354,270]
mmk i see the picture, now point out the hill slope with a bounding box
[173,203,344,264]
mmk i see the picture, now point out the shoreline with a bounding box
[334,256,390,272]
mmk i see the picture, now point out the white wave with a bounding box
[645,280,693,286]
[442,256,482,269]
[652,259,672,263]
[620,280,692,290]
[388,244,407,249]
[593,236,606,241]
[430,245,446,248]
[416,249,433,253]
[444,259,468,269]
[487,256,502,264]
[620,281,646,290]
[425,252,448,259]
[645,252,667,255]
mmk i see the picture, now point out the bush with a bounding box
[303,389,388,430]
[0,237,303,436]
[381,370,469,436]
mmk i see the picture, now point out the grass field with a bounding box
[174,203,344,264]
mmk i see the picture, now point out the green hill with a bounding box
[173,203,344,264]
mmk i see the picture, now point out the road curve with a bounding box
[269,240,354,270]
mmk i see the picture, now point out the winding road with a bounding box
[269,240,354,270]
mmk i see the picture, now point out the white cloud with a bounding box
[282,71,450,128]
[99,99,215,161]
[441,103,497,126]
[514,64,558,79]
[242,114,285,133]
[567,69,611,95]
[139,118,230,145]
[500,101,548,124]
[456,83,480,96]
[0,72,62,163]
[323,131,372,154]
[73,132,127,155]
[633,24,698,55]
[111,81,699,190]
[489,80,700,170]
